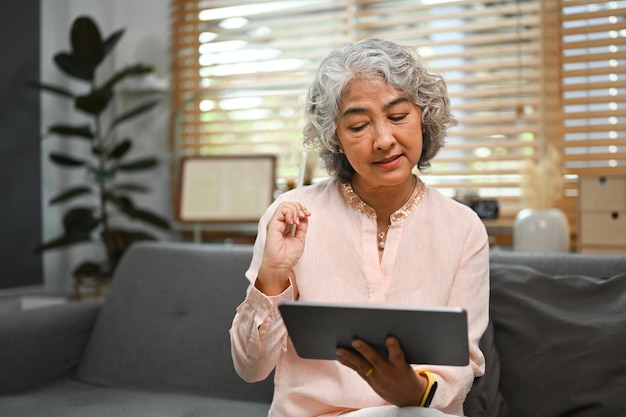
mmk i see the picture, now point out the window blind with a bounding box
[169,0,626,243]
[351,0,559,226]
[170,0,351,185]
[556,0,626,244]
[559,0,626,176]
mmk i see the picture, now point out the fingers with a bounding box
[270,202,310,235]
[260,201,311,281]
[337,337,423,406]
[385,336,407,366]
[351,339,384,368]
[336,339,384,380]
[336,337,404,373]
[335,346,375,379]
[257,200,310,295]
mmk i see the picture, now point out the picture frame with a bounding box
[176,155,276,223]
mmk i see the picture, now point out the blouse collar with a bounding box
[340,175,425,222]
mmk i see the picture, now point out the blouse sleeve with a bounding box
[229,198,296,382]
[422,214,490,414]
[229,283,293,382]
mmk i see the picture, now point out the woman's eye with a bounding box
[349,124,366,132]
[389,114,407,122]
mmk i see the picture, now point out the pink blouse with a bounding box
[230,177,489,417]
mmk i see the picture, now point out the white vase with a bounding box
[513,208,570,252]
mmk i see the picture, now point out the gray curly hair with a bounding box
[303,38,456,182]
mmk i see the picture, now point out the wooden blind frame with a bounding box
[170,0,626,245]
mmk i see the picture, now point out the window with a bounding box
[170,0,626,239]
[560,1,626,175]
[170,0,350,185]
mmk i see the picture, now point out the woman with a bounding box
[230,38,489,417]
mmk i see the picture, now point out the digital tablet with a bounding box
[278,301,469,366]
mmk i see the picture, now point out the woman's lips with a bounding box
[374,154,403,168]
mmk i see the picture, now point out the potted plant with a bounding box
[30,15,170,297]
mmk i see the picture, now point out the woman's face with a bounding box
[336,76,423,189]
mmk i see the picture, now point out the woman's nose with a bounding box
[373,122,395,150]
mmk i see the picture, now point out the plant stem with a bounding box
[95,114,108,232]
[92,85,112,272]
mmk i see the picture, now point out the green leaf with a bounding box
[91,144,105,157]
[91,166,116,183]
[108,195,169,230]
[75,88,113,115]
[129,208,171,230]
[62,207,101,239]
[49,186,92,205]
[102,228,155,264]
[70,16,105,79]
[104,192,133,211]
[103,29,125,57]
[108,228,155,241]
[50,152,86,167]
[35,235,90,252]
[48,124,94,140]
[35,207,100,253]
[108,139,132,159]
[54,52,92,81]
[110,100,158,129]
[111,196,146,223]
[117,157,159,171]
[111,183,150,193]
[26,81,75,98]
[102,64,154,91]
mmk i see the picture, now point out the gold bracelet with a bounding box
[416,369,438,407]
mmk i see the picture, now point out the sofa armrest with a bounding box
[0,301,100,394]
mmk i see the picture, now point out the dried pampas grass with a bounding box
[520,145,564,210]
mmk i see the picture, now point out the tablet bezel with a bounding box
[278,301,469,366]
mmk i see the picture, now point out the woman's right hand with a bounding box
[255,201,310,296]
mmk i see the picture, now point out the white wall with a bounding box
[41,0,172,294]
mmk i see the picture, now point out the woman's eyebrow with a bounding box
[384,97,410,110]
[341,106,366,119]
[341,97,410,119]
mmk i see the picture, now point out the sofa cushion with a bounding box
[0,378,270,417]
[489,264,626,417]
[75,242,273,404]
[463,320,509,417]
[0,301,100,394]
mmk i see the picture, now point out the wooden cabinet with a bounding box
[578,176,626,253]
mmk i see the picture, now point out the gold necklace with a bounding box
[352,176,417,251]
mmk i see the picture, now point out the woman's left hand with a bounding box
[336,336,427,407]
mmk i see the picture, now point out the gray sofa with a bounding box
[0,241,624,417]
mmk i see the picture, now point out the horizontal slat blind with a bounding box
[170,0,625,243]
[559,0,626,178]
[351,0,552,224]
[170,0,350,182]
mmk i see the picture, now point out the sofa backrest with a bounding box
[74,242,626,416]
[75,241,273,404]
[483,251,626,417]
[490,250,626,278]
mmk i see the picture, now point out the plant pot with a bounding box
[73,276,109,300]
[513,208,570,252]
